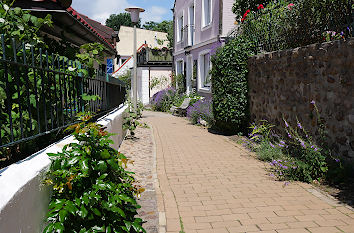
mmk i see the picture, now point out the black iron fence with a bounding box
[0,35,126,150]
[227,0,353,53]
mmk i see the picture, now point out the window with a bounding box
[199,53,211,89]
[188,5,195,46]
[176,60,184,75]
[177,15,184,42]
[121,59,127,65]
[202,0,212,27]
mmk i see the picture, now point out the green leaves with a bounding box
[211,36,254,134]
[44,114,145,232]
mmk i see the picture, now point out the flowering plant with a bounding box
[186,98,214,126]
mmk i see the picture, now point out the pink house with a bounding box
[173,0,236,97]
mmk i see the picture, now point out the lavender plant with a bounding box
[186,98,214,126]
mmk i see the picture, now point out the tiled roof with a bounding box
[79,14,115,41]
[66,7,115,49]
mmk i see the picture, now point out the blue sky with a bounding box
[71,0,174,25]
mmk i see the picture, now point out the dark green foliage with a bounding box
[239,0,352,52]
[105,13,141,31]
[232,0,272,18]
[211,36,255,134]
[44,113,145,233]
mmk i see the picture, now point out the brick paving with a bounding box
[143,111,354,233]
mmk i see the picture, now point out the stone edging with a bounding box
[149,125,167,233]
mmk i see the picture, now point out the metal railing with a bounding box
[137,47,172,65]
[0,35,126,149]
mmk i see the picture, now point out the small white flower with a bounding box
[68,67,77,71]
[3,4,9,11]
[18,25,24,30]
[25,43,31,50]
[0,18,5,23]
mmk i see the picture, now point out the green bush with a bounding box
[44,113,145,233]
[211,36,255,134]
[232,0,272,18]
[239,0,352,52]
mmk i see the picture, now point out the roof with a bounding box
[13,0,115,52]
[79,14,116,41]
[116,26,169,56]
[66,7,115,50]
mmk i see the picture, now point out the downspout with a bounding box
[171,7,175,85]
[148,66,151,101]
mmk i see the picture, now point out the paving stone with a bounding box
[124,111,354,232]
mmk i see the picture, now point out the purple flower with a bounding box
[284,119,289,128]
[335,158,340,163]
[311,100,316,105]
[287,133,292,139]
[283,166,288,169]
[269,142,275,148]
[300,140,306,149]
[297,122,302,129]
[278,143,285,148]
[269,173,275,177]
[284,181,290,186]
[280,140,285,145]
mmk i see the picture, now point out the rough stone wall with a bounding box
[248,39,354,159]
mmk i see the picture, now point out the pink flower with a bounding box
[287,3,294,10]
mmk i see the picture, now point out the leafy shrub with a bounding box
[44,113,145,233]
[239,0,352,52]
[186,98,214,126]
[232,0,272,18]
[211,36,255,134]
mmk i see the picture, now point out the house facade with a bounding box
[113,26,169,77]
[173,0,235,96]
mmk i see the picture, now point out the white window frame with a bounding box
[202,0,212,29]
[188,4,195,46]
[198,50,212,92]
[176,13,184,43]
[175,59,184,76]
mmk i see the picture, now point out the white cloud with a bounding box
[71,0,129,24]
[71,1,170,25]
[141,6,169,23]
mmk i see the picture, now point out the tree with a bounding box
[105,13,141,31]
[142,21,159,31]
[142,20,172,33]
[142,20,173,48]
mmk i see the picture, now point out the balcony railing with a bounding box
[137,47,172,65]
[183,25,195,48]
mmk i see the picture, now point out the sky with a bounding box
[71,0,174,25]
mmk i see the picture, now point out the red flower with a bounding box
[257,4,264,9]
[287,3,294,10]
[241,9,250,22]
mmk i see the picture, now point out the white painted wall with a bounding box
[136,67,172,105]
[0,105,128,233]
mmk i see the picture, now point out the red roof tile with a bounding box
[66,7,115,50]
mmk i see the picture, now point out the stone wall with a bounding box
[248,38,354,159]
